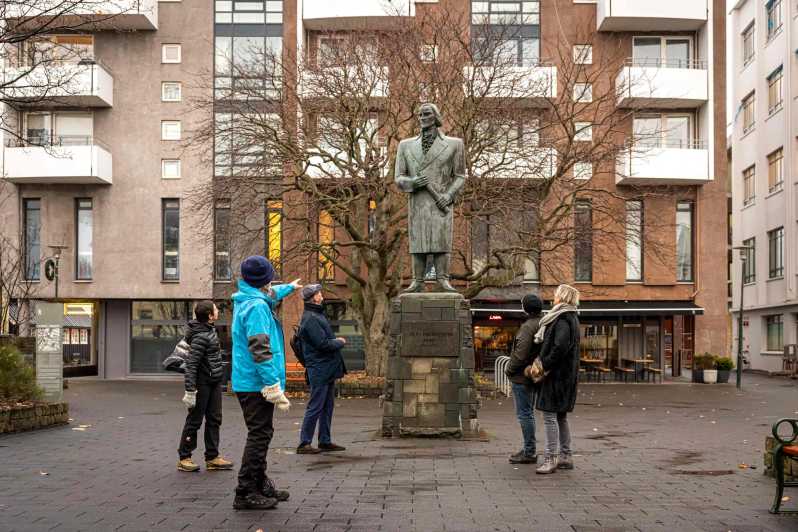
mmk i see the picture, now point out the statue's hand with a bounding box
[435,193,452,209]
[413,175,429,189]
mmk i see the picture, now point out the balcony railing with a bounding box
[2,60,113,107]
[3,136,113,185]
[617,139,710,185]
[616,59,708,109]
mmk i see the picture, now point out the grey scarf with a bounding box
[533,303,577,344]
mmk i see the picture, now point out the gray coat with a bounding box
[395,131,466,254]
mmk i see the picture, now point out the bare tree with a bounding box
[0,182,36,335]
[186,9,680,375]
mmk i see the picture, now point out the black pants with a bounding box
[178,381,222,461]
[236,392,275,496]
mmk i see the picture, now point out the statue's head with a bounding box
[418,103,443,130]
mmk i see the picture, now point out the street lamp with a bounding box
[732,245,754,391]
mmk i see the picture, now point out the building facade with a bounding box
[1,0,728,379]
[730,0,796,373]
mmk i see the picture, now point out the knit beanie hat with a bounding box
[522,294,543,316]
[240,256,275,288]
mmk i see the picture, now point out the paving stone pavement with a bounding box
[1,374,797,532]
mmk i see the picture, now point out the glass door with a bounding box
[25,112,52,145]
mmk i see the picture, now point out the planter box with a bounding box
[703,369,718,384]
[717,370,731,383]
[0,402,69,434]
[692,369,704,383]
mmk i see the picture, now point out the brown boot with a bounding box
[206,456,234,470]
[177,458,200,472]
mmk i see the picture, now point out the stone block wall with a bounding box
[0,403,69,434]
[382,293,479,438]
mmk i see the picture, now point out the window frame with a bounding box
[573,82,592,103]
[161,44,182,64]
[214,200,232,281]
[573,44,592,65]
[161,199,180,281]
[161,81,182,102]
[767,66,783,115]
[574,200,592,282]
[768,226,784,278]
[767,147,783,193]
[676,201,694,282]
[742,165,755,205]
[766,0,783,41]
[23,198,41,281]
[574,122,592,142]
[765,314,784,352]
[161,120,181,141]
[266,199,283,278]
[742,91,755,134]
[161,159,181,179]
[75,198,93,281]
[742,237,756,284]
[625,200,643,282]
[318,209,335,281]
[742,22,755,65]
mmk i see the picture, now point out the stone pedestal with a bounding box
[381,292,479,438]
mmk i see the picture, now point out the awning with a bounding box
[471,300,704,318]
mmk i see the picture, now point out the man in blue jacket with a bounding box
[296,284,348,454]
[231,256,301,510]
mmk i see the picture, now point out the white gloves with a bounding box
[261,383,291,412]
[182,390,197,408]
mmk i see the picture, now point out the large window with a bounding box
[471,1,539,25]
[626,200,643,281]
[768,226,784,278]
[574,201,592,282]
[266,200,282,277]
[742,237,756,284]
[676,201,693,282]
[765,314,783,352]
[767,147,783,193]
[632,36,691,67]
[318,210,334,280]
[23,199,41,280]
[215,0,283,24]
[214,36,282,100]
[75,198,92,280]
[162,199,180,281]
[766,0,782,40]
[214,200,231,281]
[23,111,93,146]
[742,92,755,134]
[742,22,755,65]
[471,1,540,67]
[130,301,190,374]
[743,165,755,205]
[767,66,783,115]
[633,114,692,148]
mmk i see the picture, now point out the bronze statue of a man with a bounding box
[395,103,466,293]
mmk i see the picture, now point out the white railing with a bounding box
[494,355,511,397]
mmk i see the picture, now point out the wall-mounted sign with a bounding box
[488,315,502,321]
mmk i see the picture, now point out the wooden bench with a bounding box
[771,418,798,514]
[613,367,635,382]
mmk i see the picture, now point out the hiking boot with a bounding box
[318,443,346,452]
[262,477,290,502]
[557,454,574,470]
[233,493,278,510]
[535,456,558,474]
[177,458,200,472]
[206,456,234,470]
[508,451,537,464]
[296,443,321,454]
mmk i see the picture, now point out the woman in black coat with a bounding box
[534,284,580,474]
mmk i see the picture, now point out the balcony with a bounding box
[596,0,707,32]
[2,61,113,107]
[7,0,158,31]
[616,140,710,186]
[465,65,557,101]
[616,60,707,109]
[2,137,113,185]
[303,0,413,30]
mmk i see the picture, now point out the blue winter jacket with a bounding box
[231,280,295,392]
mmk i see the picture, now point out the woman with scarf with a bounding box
[533,284,580,474]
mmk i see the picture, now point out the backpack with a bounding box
[289,325,307,367]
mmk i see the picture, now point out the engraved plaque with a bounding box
[401,321,460,357]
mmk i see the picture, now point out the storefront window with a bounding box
[579,321,618,367]
[130,301,189,373]
[473,322,520,371]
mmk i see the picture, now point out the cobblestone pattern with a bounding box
[382,293,478,437]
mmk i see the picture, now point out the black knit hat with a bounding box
[521,294,543,316]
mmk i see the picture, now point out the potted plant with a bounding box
[702,353,718,384]
[692,353,709,383]
[715,357,734,384]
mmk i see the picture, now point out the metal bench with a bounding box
[770,418,798,514]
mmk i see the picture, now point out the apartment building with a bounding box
[0,0,727,379]
[730,0,796,373]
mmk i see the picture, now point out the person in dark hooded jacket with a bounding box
[177,301,233,472]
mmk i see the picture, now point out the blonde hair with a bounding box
[554,284,580,306]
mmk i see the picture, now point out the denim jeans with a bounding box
[542,411,571,459]
[511,382,536,456]
[299,381,336,446]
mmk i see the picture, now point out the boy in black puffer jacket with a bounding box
[177,301,234,472]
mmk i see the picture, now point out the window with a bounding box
[573,83,592,103]
[626,200,643,281]
[765,315,784,351]
[573,44,592,64]
[766,0,782,40]
[23,111,93,146]
[743,165,755,205]
[742,23,755,65]
[420,44,438,63]
[767,66,783,114]
[75,199,92,280]
[214,201,231,281]
[23,199,41,280]
[215,0,282,24]
[266,200,282,276]
[632,36,691,67]
[318,210,334,280]
[574,122,592,142]
[768,226,784,278]
[161,159,181,179]
[162,199,180,281]
[161,120,181,140]
[472,37,540,67]
[676,201,693,282]
[767,147,783,192]
[574,200,592,282]
[471,1,540,25]
[742,92,755,134]
[161,44,182,63]
[161,82,182,102]
[574,161,592,180]
[214,35,283,100]
[130,301,190,374]
[742,237,756,283]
